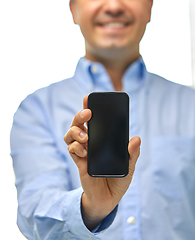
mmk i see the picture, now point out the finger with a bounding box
[128,136,141,177]
[64,126,88,145]
[83,95,88,109]
[68,141,88,158]
[71,109,92,128]
[83,95,90,128]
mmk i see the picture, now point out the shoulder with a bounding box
[148,72,195,101]
[19,75,82,108]
[31,76,80,99]
[14,75,85,127]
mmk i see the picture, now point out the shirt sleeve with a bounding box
[10,91,117,240]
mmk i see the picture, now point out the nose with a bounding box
[103,0,124,17]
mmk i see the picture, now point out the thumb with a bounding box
[83,95,88,109]
[128,136,141,177]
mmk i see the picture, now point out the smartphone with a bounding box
[87,92,129,178]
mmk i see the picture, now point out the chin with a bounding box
[97,38,133,49]
[99,43,131,52]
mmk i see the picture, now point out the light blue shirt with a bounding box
[10,57,195,240]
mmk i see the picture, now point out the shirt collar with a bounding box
[122,56,149,93]
[74,56,149,93]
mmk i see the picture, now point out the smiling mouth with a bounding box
[98,22,129,28]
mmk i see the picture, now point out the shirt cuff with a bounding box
[92,205,118,234]
[66,187,117,239]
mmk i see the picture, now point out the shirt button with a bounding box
[86,235,93,238]
[87,85,93,91]
[127,216,136,225]
[91,65,98,74]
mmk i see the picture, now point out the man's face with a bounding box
[70,0,153,58]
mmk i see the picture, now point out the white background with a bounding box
[0,0,193,239]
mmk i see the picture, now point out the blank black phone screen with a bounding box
[87,92,129,177]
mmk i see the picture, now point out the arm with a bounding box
[10,93,106,240]
[64,95,141,231]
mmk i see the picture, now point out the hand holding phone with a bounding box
[64,94,140,230]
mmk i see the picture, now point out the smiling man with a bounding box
[10,0,195,240]
[70,0,152,91]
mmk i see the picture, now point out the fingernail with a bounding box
[80,109,88,118]
[80,131,87,139]
[83,149,87,156]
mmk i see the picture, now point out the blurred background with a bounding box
[0,0,194,239]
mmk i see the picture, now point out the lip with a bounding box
[98,22,129,28]
[96,17,134,31]
[96,21,131,34]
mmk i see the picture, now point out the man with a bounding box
[10,0,195,239]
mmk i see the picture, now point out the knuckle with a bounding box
[128,167,135,178]
[64,132,69,144]
[65,126,81,144]
[68,143,74,153]
[70,126,80,136]
[72,142,85,157]
[69,141,78,154]
[69,126,75,134]
[64,129,73,144]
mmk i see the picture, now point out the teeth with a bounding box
[104,22,125,28]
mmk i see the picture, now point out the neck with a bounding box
[85,47,140,91]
